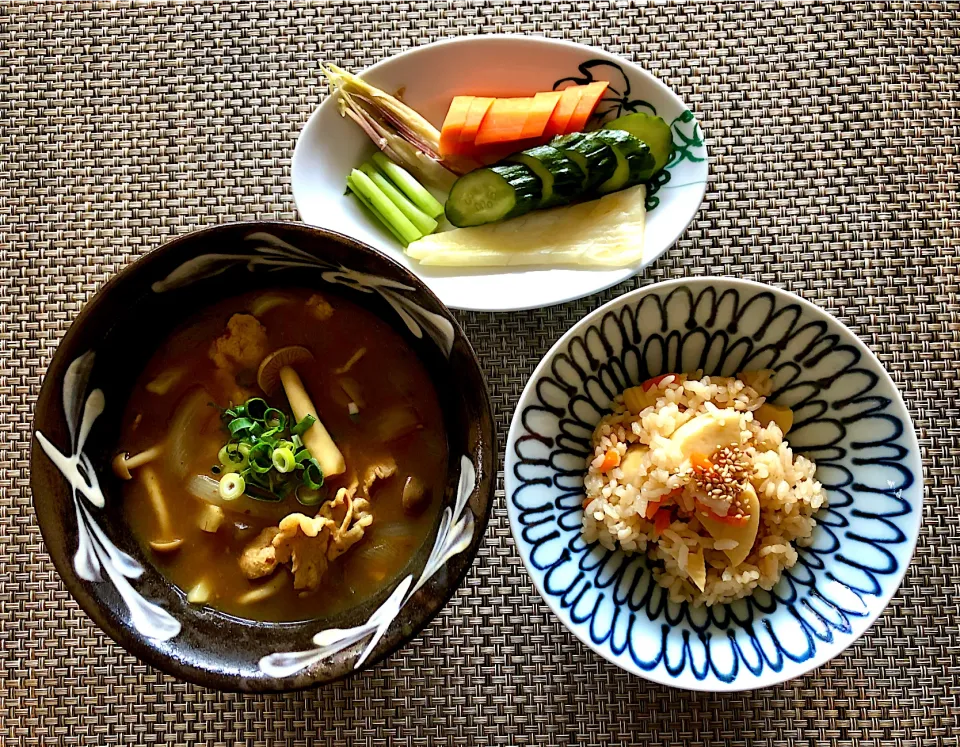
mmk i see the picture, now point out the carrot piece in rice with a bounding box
[690,452,714,472]
[642,373,683,391]
[646,487,682,519]
[598,449,620,472]
[653,508,672,535]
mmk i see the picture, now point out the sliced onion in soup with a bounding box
[186,475,282,519]
[236,571,288,605]
[368,521,418,538]
[353,523,416,568]
[165,387,219,480]
[352,540,409,574]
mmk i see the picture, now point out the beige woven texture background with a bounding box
[2,1,958,745]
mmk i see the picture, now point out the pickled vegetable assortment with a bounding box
[326,61,678,267]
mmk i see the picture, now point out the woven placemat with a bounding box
[2,1,958,744]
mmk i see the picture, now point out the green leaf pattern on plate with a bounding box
[555,58,707,212]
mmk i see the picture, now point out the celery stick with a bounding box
[349,169,422,245]
[360,163,438,236]
[371,152,444,219]
[346,175,409,246]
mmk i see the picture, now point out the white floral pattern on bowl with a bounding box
[34,352,181,642]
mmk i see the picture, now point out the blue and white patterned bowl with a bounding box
[506,278,922,691]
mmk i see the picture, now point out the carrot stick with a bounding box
[439,96,474,157]
[565,81,609,133]
[474,97,534,145]
[520,91,563,140]
[458,97,495,147]
[543,86,584,137]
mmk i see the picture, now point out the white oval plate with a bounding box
[292,35,708,312]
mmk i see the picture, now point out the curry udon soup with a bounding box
[115,288,448,622]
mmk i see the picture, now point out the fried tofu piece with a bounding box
[307,294,334,321]
[361,457,397,495]
[272,513,336,591]
[238,526,281,579]
[209,313,269,372]
[237,483,374,592]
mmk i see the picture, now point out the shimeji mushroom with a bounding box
[140,465,181,552]
[257,346,346,478]
[149,538,183,553]
[112,388,213,481]
[401,476,429,515]
[112,443,164,480]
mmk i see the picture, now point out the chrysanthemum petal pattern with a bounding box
[507,281,922,691]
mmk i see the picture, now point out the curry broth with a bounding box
[119,288,447,622]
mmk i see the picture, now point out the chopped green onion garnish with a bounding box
[218,443,248,468]
[263,407,286,430]
[296,485,326,506]
[228,417,256,436]
[218,472,245,501]
[258,427,281,444]
[245,398,268,421]
[249,442,273,474]
[291,414,317,437]
[272,447,295,473]
[216,397,337,507]
[244,483,284,503]
[303,459,324,490]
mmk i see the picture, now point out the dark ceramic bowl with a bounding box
[31,222,495,692]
